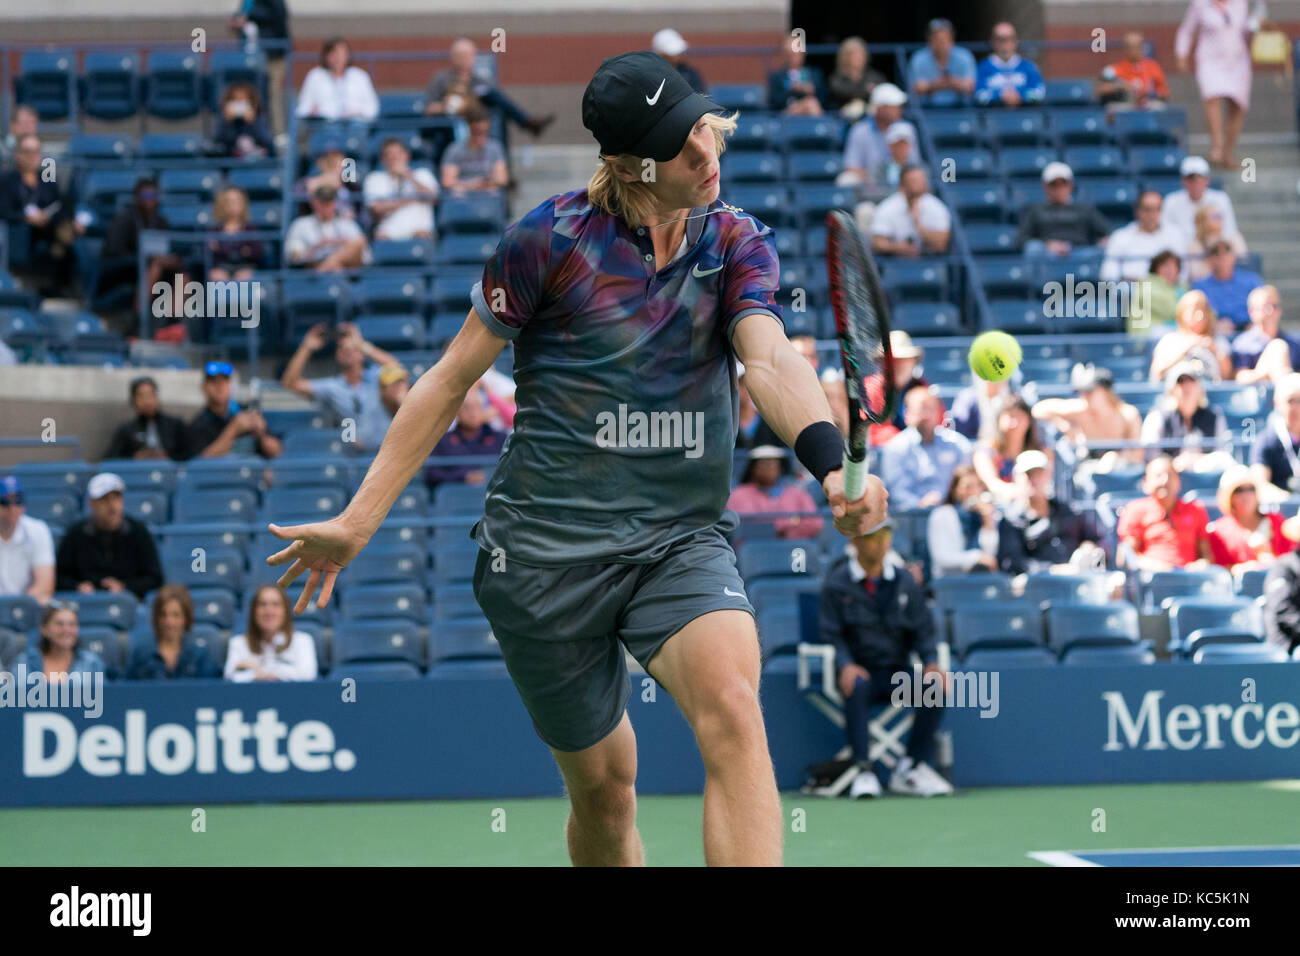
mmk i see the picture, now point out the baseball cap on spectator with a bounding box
[1165,360,1204,389]
[313,184,339,202]
[884,122,913,146]
[87,473,126,500]
[927,18,955,35]
[1042,161,1073,184]
[890,330,923,359]
[378,363,409,387]
[748,445,785,461]
[204,361,233,379]
[1206,236,1234,254]
[1070,363,1113,393]
[869,83,907,109]
[652,28,688,57]
[0,475,22,502]
[1180,156,1211,178]
[1013,449,1051,475]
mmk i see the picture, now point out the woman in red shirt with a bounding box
[1207,465,1295,572]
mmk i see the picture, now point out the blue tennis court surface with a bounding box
[1030,846,1300,866]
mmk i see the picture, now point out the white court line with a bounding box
[1027,851,1100,867]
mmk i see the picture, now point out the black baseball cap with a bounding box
[582,51,722,162]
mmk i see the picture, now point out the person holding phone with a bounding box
[0,133,82,296]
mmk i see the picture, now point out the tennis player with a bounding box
[268,51,887,866]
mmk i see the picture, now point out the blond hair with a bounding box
[587,111,737,230]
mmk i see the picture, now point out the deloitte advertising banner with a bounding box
[1,663,1298,806]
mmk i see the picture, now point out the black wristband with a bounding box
[794,421,844,486]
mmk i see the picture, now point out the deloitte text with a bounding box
[595,405,705,459]
[24,708,357,777]
[1103,690,1300,751]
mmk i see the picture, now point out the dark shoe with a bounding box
[525,114,555,137]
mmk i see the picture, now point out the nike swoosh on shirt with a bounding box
[645,79,666,105]
[723,587,745,598]
[692,263,723,278]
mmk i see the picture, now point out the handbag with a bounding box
[1251,29,1289,66]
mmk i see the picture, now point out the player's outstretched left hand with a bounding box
[266,516,371,613]
[823,470,888,538]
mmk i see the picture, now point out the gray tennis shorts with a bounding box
[471,522,756,753]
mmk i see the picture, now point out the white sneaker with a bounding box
[888,761,954,797]
[849,768,882,799]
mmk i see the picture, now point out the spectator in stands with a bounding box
[186,360,282,459]
[0,475,54,604]
[1016,162,1111,256]
[1192,239,1262,331]
[1208,465,1294,573]
[1264,518,1300,654]
[55,472,163,599]
[19,603,104,680]
[1186,206,1247,285]
[927,465,999,577]
[0,134,81,297]
[1101,190,1187,282]
[1234,285,1299,383]
[1141,361,1234,471]
[949,376,1015,444]
[101,176,186,329]
[212,81,275,160]
[295,36,378,123]
[208,186,264,281]
[424,382,506,487]
[285,185,369,272]
[974,395,1050,503]
[282,322,402,452]
[440,107,510,196]
[1,104,37,163]
[228,0,291,139]
[1138,250,1187,334]
[767,36,826,115]
[725,445,823,539]
[1176,0,1256,169]
[868,331,934,445]
[1096,31,1171,111]
[908,18,977,107]
[828,37,886,118]
[653,29,708,94]
[297,143,358,220]
[424,37,554,136]
[736,365,762,448]
[1117,455,1213,570]
[880,387,972,510]
[997,450,1101,575]
[125,584,220,680]
[870,165,950,257]
[1033,364,1144,471]
[820,368,850,437]
[364,137,439,241]
[104,376,187,461]
[1162,155,1239,249]
[378,362,410,422]
[841,84,915,195]
[975,22,1045,107]
[819,519,952,798]
[224,585,318,681]
[1150,289,1234,381]
[1250,372,1300,501]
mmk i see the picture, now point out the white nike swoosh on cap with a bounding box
[645,78,666,105]
[692,263,723,277]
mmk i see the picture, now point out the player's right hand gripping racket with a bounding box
[825,209,897,501]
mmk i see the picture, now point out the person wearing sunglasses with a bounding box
[974,22,1045,107]
[0,475,54,604]
[184,361,282,460]
[1208,465,1294,574]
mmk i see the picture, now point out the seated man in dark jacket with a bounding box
[818,519,953,798]
[104,376,187,461]
[997,450,1102,574]
[55,473,163,599]
[0,133,82,295]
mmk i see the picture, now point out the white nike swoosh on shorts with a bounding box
[723,587,745,598]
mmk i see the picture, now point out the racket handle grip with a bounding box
[842,452,867,502]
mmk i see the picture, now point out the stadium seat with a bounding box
[781,115,844,151]
[125,489,169,525]
[356,314,427,350]
[1129,145,1184,178]
[429,621,501,664]
[1042,78,1093,107]
[162,547,244,592]
[207,49,268,111]
[16,50,76,120]
[11,461,92,496]
[945,181,1008,224]
[1112,109,1185,146]
[1235,568,1269,599]
[224,165,284,202]
[738,540,823,582]
[892,302,961,336]
[786,151,842,182]
[330,660,422,680]
[162,522,252,558]
[0,595,41,633]
[369,521,429,549]
[930,575,1014,613]
[983,109,1047,147]
[1062,146,1125,178]
[282,429,353,458]
[949,601,1044,655]
[138,132,202,160]
[433,585,485,623]
[1192,643,1288,664]
[350,546,427,586]
[81,169,141,223]
[730,114,781,151]
[1045,602,1140,655]
[1167,598,1262,655]
[171,488,259,523]
[962,647,1056,668]
[1138,568,1233,613]
[434,234,498,267]
[0,309,58,349]
[107,460,180,494]
[144,51,204,119]
[1181,628,1262,659]
[982,299,1049,334]
[189,588,239,629]
[370,238,435,266]
[1022,572,1111,608]
[438,194,507,235]
[22,492,79,527]
[50,592,138,631]
[262,485,345,522]
[727,186,794,227]
[757,604,802,658]
[963,224,1019,256]
[1075,178,1141,222]
[78,51,141,120]
[1061,644,1155,666]
[159,168,221,203]
[879,258,950,303]
[178,459,260,491]
[976,257,1036,299]
[943,148,996,179]
[1052,109,1110,146]
[709,83,765,111]
[333,620,425,667]
[926,111,982,149]
[747,578,821,617]
[434,482,487,515]
[79,628,125,679]
[267,458,349,490]
[723,152,784,184]
[340,583,427,623]
[432,538,481,587]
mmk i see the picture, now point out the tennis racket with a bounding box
[825,209,896,501]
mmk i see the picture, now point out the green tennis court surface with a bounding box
[3,779,1296,866]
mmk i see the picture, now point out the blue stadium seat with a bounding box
[892,302,961,336]
[1042,78,1094,107]
[333,620,425,666]
[1192,643,1287,664]
[189,587,239,629]
[23,492,79,526]
[429,621,501,663]
[428,312,469,347]
[709,84,765,111]
[1235,568,1269,599]
[946,181,1009,223]
[330,660,422,680]
[246,201,281,229]
[1052,109,1110,146]
[144,51,204,119]
[1138,567,1233,613]
[162,544,243,590]
[161,522,252,558]
[963,646,1056,668]
[51,592,138,631]
[1129,145,1184,177]
[878,258,949,302]
[0,595,41,633]
[943,148,996,179]
[81,168,141,221]
[1112,109,1185,146]
[930,575,1014,613]
[786,151,842,182]
[357,314,427,350]
[738,540,823,582]
[350,546,427,586]
[159,201,212,230]
[78,628,125,678]
[434,482,487,516]
[378,92,426,118]
[267,458,349,491]
[1022,572,1113,609]
[757,604,802,658]
[983,299,1049,334]
[178,459,260,491]
[16,50,76,120]
[438,194,506,235]
[723,151,783,184]
[434,234,498,267]
[963,224,1019,256]
[353,275,429,318]
[125,489,169,525]
[726,186,793,227]
[1167,597,1262,655]
[949,600,1044,655]
[984,109,1047,147]
[279,276,350,341]
[262,485,345,522]
[0,309,58,349]
[159,168,221,202]
[1061,644,1155,666]
[106,460,179,494]
[781,115,844,151]
[172,488,259,523]
[977,256,1036,298]
[1038,248,1105,285]
[730,114,781,151]
[926,111,982,149]
[138,132,202,160]
[11,462,92,496]
[433,584,485,623]
[282,429,352,458]
[432,538,480,586]
[80,51,142,121]
[1075,178,1141,222]
[747,578,821,616]
[1045,602,1140,654]
[340,583,427,623]
[207,49,268,111]
[1063,145,1126,178]
[0,274,37,311]
[371,238,435,266]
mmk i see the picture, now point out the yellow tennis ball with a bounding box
[968,331,1023,382]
